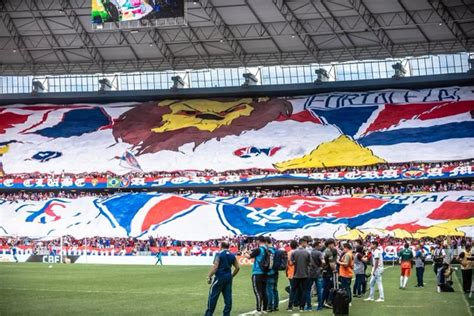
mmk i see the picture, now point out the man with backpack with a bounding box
[245,236,269,313]
[290,237,311,312]
[265,237,282,312]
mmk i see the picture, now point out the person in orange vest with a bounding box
[285,240,298,311]
[337,243,354,303]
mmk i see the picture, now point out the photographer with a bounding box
[458,244,473,293]
[437,262,454,292]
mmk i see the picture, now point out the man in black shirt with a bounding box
[290,237,311,312]
[322,239,338,308]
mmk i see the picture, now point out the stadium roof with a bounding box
[0,0,473,76]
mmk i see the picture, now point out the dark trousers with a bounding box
[416,267,424,287]
[439,283,454,292]
[353,274,365,296]
[293,278,308,309]
[205,277,232,316]
[252,274,268,312]
[288,279,296,308]
[461,269,472,293]
[305,277,324,309]
[339,276,352,303]
[322,274,334,304]
[266,274,279,310]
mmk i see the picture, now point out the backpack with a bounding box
[272,249,288,271]
[259,247,274,273]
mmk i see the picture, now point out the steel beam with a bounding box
[427,0,469,50]
[271,0,320,60]
[0,40,468,76]
[59,0,105,72]
[349,0,395,57]
[198,0,246,65]
[0,0,35,73]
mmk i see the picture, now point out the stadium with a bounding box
[0,0,473,315]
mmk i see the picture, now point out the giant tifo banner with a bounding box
[1,192,472,239]
[0,164,473,189]
[0,86,474,175]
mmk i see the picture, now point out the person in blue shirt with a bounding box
[11,244,18,263]
[155,248,163,265]
[205,241,240,316]
[244,236,268,313]
[265,236,280,312]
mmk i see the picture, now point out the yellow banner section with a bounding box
[274,135,386,171]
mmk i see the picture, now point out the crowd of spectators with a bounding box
[1,181,472,202]
[1,159,472,180]
[2,234,472,257]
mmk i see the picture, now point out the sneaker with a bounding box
[274,307,279,312]
[375,298,384,302]
[299,308,304,312]
[364,297,374,301]
[323,302,333,308]
[286,307,293,311]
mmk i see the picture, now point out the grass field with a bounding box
[0,263,472,316]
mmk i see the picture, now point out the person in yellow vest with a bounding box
[337,243,354,303]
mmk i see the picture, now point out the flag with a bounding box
[106,177,120,188]
[119,150,142,172]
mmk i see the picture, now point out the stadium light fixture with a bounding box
[314,68,329,83]
[242,73,258,87]
[392,62,406,79]
[98,78,112,93]
[32,80,45,94]
[171,76,185,89]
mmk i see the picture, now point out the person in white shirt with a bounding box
[364,241,385,302]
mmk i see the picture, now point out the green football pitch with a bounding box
[0,263,472,316]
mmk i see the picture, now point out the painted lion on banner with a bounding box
[112,98,292,155]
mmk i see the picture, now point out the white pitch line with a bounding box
[0,287,206,296]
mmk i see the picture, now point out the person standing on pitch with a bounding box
[337,243,354,303]
[306,239,324,311]
[290,237,311,312]
[265,237,279,312]
[398,243,414,289]
[286,240,298,311]
[155,248,163,265]
[245,236,269,314]
[10,242,18,263]
[205,241,240,316]
[322,239,337,308]
[414,244,425,288]
[364,241,385,302]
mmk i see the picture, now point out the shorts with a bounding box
[401,261,411,276]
